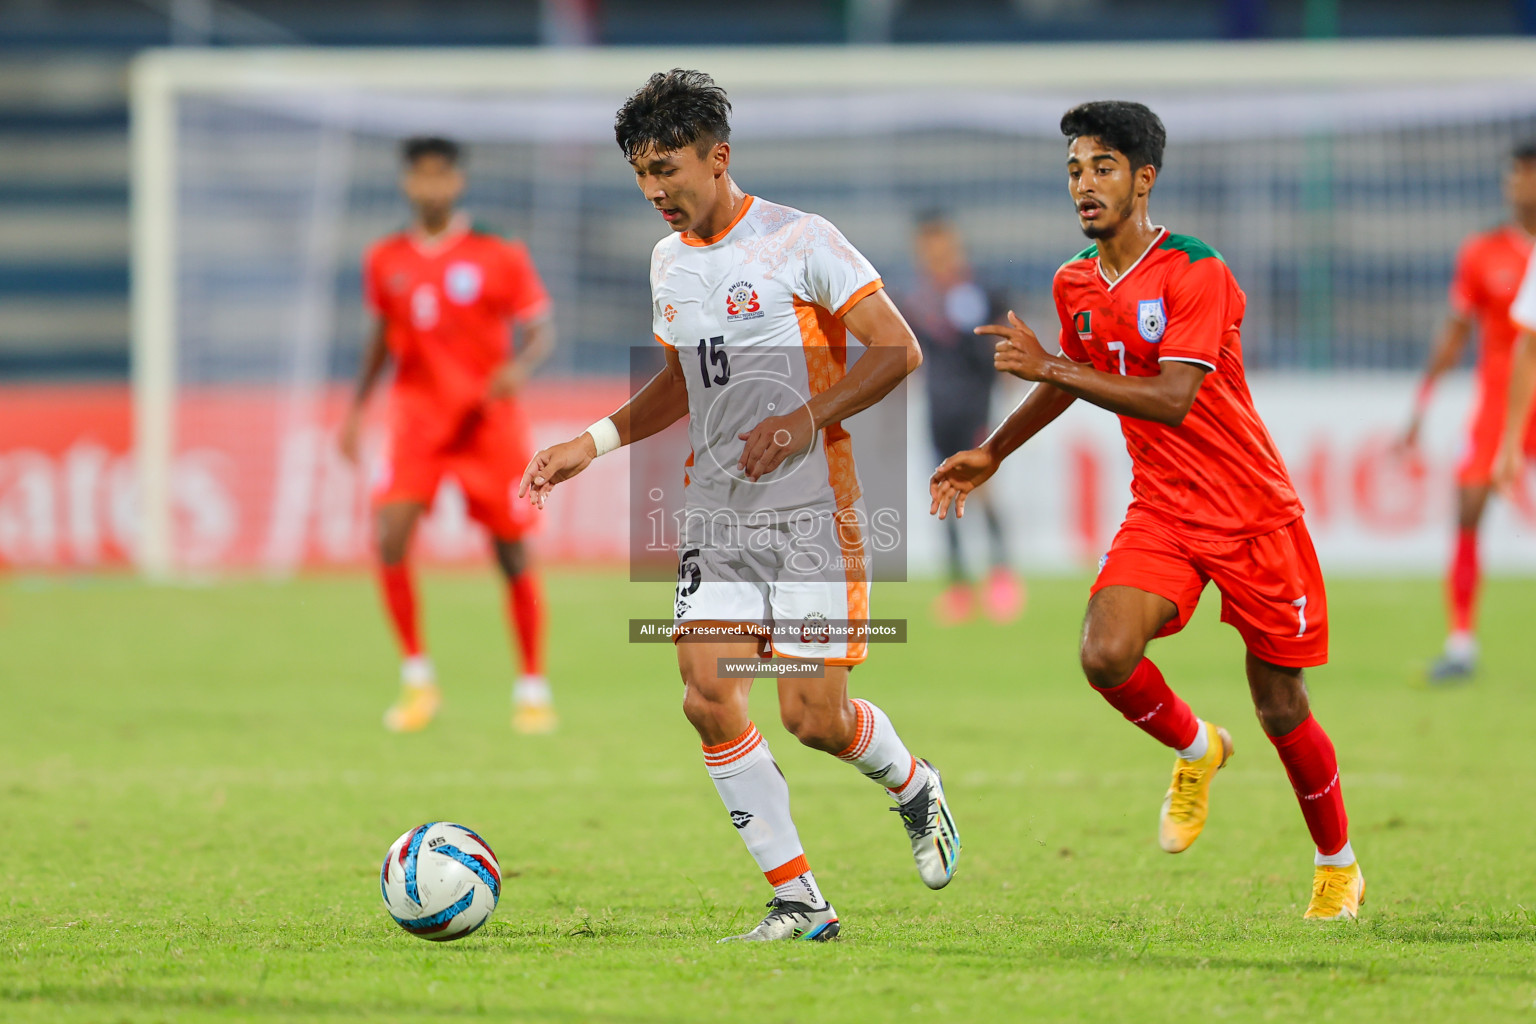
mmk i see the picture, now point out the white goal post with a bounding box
[130,41,1536,579]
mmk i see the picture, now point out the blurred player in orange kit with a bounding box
[339,136,558,735]
[904,213,1025,626]
[1402,139,1536,684]
[930,101,1362,920]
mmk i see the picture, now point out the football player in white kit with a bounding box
[520,69,961,942]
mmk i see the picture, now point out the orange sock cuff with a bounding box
[702,724,763,768]
[764,854,811,886]
[834,698,874,761]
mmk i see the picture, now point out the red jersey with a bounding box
[1448,224,1534,397]
[1054,230,1302,539]
[364,216,550,447]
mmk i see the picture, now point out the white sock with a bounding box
[772,870,826,908]
[702,724,818,899]
[1445,631,1477,660]
[1315,840,1356,867]
[401,655,434,688]
[838,699,930,804]
[514,674,551,706]
[1176,719,1210,761]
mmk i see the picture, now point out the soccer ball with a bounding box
[380,822,501,941]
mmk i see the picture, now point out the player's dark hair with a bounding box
[614,69,732,161]
[402,136,463,167]
[1514,138,1536,163]
[1060,101,1166,172]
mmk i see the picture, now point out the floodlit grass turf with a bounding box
[1,569,1534,1023]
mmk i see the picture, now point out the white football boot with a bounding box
[891,758,961,889]
[718,899,840,943]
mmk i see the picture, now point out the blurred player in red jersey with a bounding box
[1493,243,1536,502]
[1400,139,1536,684]
[339,136,557,735]
[930,101,1362,920]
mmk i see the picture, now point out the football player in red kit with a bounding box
[930,101,1362,920]
[1401,139,1536,683]
[339,136,557,735]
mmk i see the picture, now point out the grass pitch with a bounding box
[2,568,1534,1023]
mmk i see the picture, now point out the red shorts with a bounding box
[373,400,539,541]
[1091,509,1328,668]
[1456,389,1536,486]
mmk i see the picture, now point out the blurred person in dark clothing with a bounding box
[904,213,1025,624]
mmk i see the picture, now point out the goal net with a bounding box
[131,42,1536,577]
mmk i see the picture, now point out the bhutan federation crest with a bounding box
[725,280,764,321]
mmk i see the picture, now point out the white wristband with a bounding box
[584,417,621,457]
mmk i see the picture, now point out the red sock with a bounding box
[1268,714,1349,857]
[377,562,422,658]
[1448,526,1479,634]
[506,571,545,676]
[1092,657,1199,750]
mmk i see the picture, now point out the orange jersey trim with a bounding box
[682,195,756,247]
[793,298,870,663]
[833,278,884,320]
[654,332,676,350]
[764,854,811,886]
[764,647,867,668]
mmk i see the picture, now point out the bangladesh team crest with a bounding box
[444,262,483,304]
[1137,298,1166,342]
[725,280,764,321]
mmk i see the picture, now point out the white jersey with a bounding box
[1514,250,1536,332]
[650,196,883,514]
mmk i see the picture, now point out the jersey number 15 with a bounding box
[696,336,730,388]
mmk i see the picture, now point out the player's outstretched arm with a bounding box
[1402,313,1472,448]
[339,318,390,463]
[519,345,690,508]
[736,289,921,481]
[486,315,555,400]
[980,311,1206,427]
[928,382,1076,520]
[1494,328,1536,494]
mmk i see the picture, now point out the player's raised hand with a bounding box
[978,311,1050,381]
[929,447,999,520]
[338,406,363,464]
[1493,443,1522,499]
[519,435,598,509]
[484,360,529,402]
[737,406,815,482]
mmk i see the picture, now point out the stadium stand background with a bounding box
[3,0,1536,380]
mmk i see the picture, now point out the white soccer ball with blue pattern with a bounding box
[380,822,501,941]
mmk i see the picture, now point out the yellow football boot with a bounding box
[1158,721,1234,853]
[512,701,559,735]
[1304,862,1365,921]
[383,684,440,733]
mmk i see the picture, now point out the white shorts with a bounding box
[672,503,871,665]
